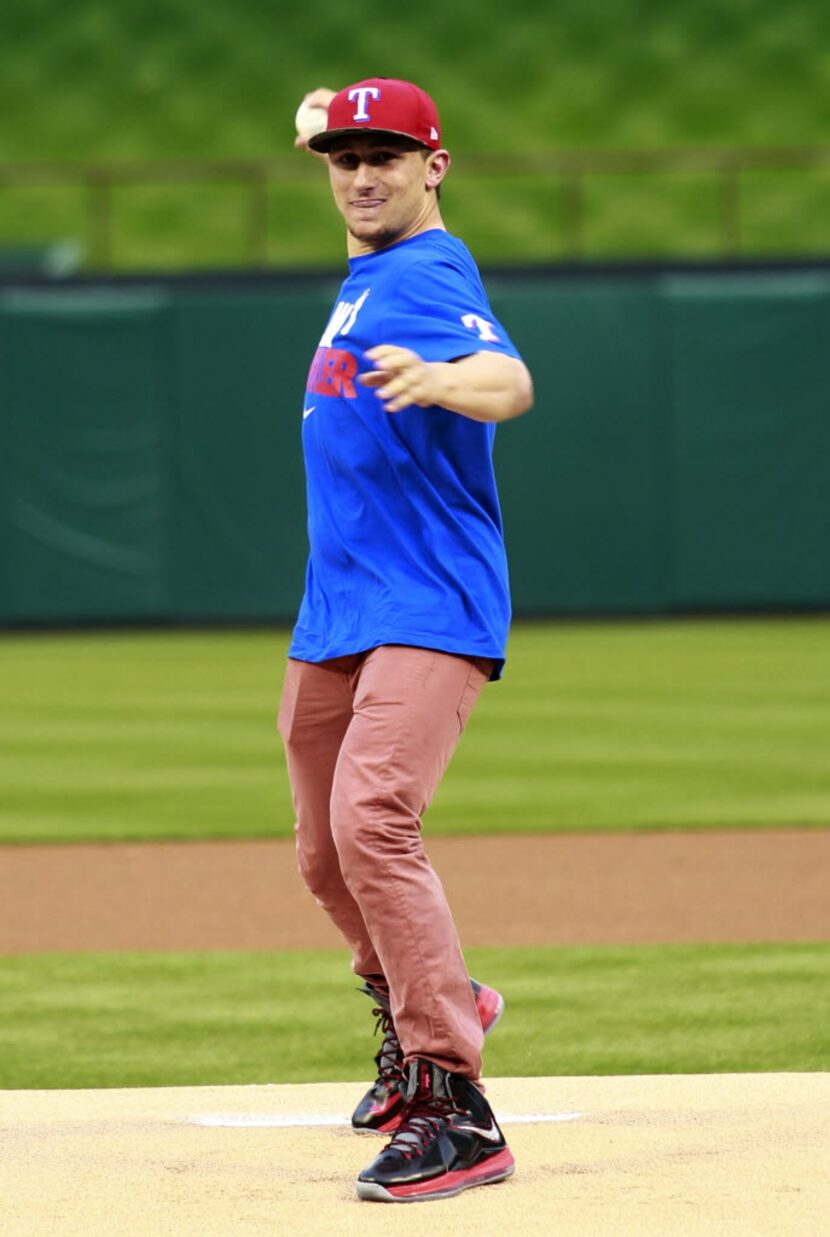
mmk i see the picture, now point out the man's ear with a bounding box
[425,149,451,190]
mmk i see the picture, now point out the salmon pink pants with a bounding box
[278,644,492,1079]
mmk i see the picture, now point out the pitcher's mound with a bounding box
[2,1074,828,1235]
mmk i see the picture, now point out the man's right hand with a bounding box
[294,88,336,157]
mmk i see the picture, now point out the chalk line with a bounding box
[187,1111,584,1129]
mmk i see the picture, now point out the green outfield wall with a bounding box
[1,266,828,624]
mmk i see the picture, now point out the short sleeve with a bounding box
[386,257,522,364]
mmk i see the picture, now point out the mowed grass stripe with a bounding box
[0,943,827,1090]
[0,618,828,843]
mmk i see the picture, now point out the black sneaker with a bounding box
[356,1058,515,1202]
[351,984,407,1136]
[351,978,505,1135]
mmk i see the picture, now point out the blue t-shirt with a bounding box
[288,229,521,679]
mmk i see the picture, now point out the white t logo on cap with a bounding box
[348,86,381,122]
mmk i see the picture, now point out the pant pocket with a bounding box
[456,657,494,733]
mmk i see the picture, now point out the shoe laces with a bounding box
[386,1092,457,1159]
[371,1007,404,1086]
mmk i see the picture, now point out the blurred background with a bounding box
[1,0,830,269]
[1,0,829,626]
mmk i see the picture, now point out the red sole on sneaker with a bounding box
[356,1148,515,1203]
[474,986,505,1037]
[482,992,505,1037]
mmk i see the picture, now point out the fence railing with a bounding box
[1,146,829,269]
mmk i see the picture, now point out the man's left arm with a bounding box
[359,345,534,423]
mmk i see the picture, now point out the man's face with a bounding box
[327,134,441,252]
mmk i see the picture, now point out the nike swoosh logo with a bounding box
[453,1119,502,1143]
[303,405,315,419]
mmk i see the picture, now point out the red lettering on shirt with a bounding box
[307,347,358,399]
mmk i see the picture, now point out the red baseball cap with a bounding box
[308,78,442,153]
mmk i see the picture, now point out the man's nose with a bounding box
[353,159,377,188]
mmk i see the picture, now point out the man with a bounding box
[280,77,533,1203]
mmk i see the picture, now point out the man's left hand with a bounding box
[359,345,441,413]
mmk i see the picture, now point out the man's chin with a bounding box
[347,221,399,248]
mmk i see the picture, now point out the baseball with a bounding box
[295,98,329,142]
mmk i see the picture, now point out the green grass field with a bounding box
[1,0,829,263]
[1,943,827,1090]
[1,618,827,845]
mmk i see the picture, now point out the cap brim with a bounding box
[307,126,431,153]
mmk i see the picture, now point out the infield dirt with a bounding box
[1,828,828,953]
[3,1073,829,1235]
